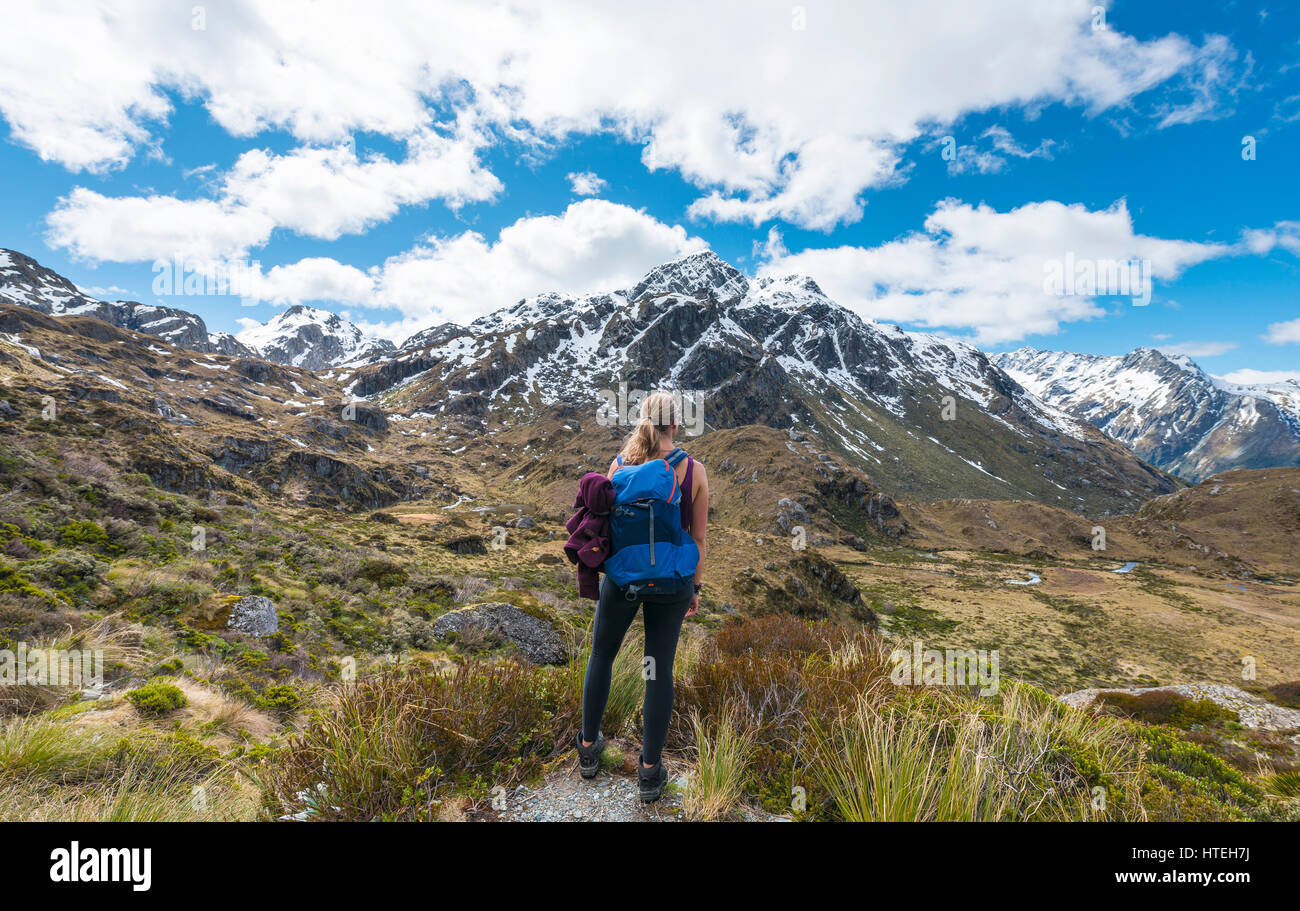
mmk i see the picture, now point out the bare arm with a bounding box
[690,460,708,587]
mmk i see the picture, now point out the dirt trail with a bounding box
[492,739,786,822]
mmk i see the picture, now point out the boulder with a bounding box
[773,497,809,535]
[228,595,279,637]
[443,534,487,555]
[432,602,566,665]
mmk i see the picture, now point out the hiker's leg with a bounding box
[581,577,639,744]
[638,588,693,767]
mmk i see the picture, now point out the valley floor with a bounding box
[833,547,1300,694]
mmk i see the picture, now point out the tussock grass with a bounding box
[813,685,1143,821]
[261,660,579,821]
[1260,770,1300,800]
[0,715,117,784]
[0,763,256,821]
[0,614,145,717]
[684,708,753,821]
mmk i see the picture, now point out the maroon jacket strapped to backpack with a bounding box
[564,471,615,600]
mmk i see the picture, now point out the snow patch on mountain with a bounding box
[236,305,396,370]
[995,346,1300,480]
[0,248,230,354]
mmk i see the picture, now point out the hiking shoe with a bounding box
[638,756,668,803]
[576,731,605,779]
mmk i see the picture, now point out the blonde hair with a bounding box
[619,391,678,465]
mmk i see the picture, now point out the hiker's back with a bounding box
[604,448,698,596]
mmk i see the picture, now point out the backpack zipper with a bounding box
[647,505,655,566]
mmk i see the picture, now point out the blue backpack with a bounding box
[604,448,699,597]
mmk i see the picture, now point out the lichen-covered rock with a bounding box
[432,602,566,665]
[773,497,809,535]
[228,595,279,637]
[443,534,487,555]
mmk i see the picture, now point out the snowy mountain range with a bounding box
[995,346,1300,481]
[336,250,1175,512]
[5,244,1291,501]
[0,248,397,370]
[0,248,257,357]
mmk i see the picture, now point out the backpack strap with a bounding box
[665,447,688,468]
[607,454,625,479]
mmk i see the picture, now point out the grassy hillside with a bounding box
[1,310,1298,822]
[0,435,1296,821]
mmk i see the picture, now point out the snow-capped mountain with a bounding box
[0,248,257,356]
[343,250,1176,513]
[236,304,396,370]
[994,346,1300,481]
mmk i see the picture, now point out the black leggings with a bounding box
[581,576,693,766]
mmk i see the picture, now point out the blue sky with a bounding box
[0,0,1296,382]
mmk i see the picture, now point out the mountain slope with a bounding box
[995,347,1300,482]
[0,248,257,357]
[342,251,1178,514]
[237,304,396,370]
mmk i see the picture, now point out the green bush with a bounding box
[1097,690,1238,729]
[125,679,189,717]
[0,561,60,608]
[57,520,118,555]
[255,684,302,715]
[1138,726,1262,812]
[26,550,106,598]
[357,557,408,589]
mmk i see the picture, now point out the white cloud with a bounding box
[365,199,707,339]
[227,200,705,341]
[1263,318,1300,345]
[46,188,276,263]
[46,119,500,263]
[1217,368,1300,385]
[4,0,1244,231]
[249,258,377,308]
[983,126,1055,161]
[1244,221,1300,258]
[78,284,134,299]
[1158,341,1238,357]
[933,126,1056,177]
[757,198,1233,344]
[567,171,607,196]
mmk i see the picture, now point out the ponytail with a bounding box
[618,390,678,465]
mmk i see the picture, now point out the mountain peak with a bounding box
[237,304,394,370]
[1128,346,1208,379]
[627,249,749,303]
